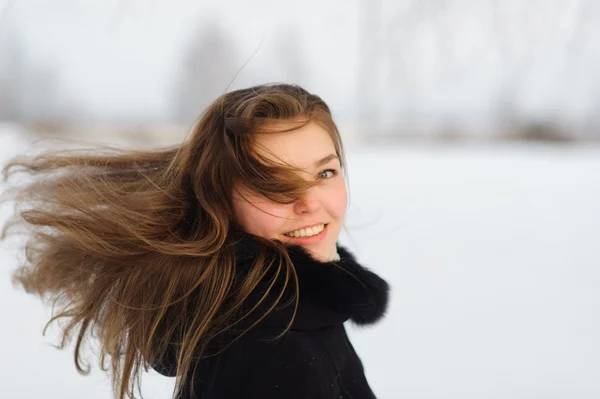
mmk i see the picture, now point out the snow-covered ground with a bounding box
[1,126,599,399]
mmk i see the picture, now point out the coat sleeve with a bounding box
[196,332,333,399]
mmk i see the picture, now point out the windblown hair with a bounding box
[1,84,346,399]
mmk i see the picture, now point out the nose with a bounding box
[293,188,320,214]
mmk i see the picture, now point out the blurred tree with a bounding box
[0,30,24,121]
[172,20,240,123]
[357,0,383,134]
[0,27,62,124]
[377,0,600,141]
[271,29,309,86]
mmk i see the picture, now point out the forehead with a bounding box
[252,121,337,169]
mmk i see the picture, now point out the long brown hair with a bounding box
[1,84,347,399]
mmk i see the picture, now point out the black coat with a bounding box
[154,239,390,399]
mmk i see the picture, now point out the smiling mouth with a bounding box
[283,223,327,238]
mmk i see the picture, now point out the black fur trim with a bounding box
[235,236,390,328]
[152,236,390,377]
[286,244,390,326]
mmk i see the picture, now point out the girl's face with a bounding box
[232,121,347,262]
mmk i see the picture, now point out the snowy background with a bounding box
[2,0,600,398]
[2,127,599,399]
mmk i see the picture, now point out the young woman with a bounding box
[2,84,390,398]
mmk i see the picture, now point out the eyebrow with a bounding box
[314,154,339,168]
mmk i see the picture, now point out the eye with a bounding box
[317,169,338,179]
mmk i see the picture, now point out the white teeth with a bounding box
[285,224,325,238]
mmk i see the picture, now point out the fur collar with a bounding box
[234,237,390,330]
[152,237,389,377]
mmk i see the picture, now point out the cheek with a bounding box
[233,195,288,238]
[329,179,348,220]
